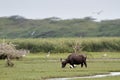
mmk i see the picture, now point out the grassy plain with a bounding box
[0,52,120,80]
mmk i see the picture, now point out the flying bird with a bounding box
[92,10,103,15]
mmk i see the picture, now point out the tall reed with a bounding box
[0,37,120,53]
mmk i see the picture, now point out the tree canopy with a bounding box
[0,16,120,38]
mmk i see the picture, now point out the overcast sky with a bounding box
[0,0,120,21]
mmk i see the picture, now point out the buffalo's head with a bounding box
[60,58,67,68]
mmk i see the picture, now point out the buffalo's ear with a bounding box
[60,58,62,62]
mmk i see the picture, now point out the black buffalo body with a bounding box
[61,53,87,68]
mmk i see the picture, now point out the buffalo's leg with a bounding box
[83,61,87,68]
[81,63,83,67]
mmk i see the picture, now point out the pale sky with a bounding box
[0,0,120,21]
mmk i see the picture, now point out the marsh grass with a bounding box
[1,37,120,53]
[0,52,120,80]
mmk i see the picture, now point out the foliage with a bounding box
[0,16,120,38]
[0,41,29,66]
[0,37,120,53]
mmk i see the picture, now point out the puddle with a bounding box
[47,72,120,80]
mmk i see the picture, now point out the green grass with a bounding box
[0,52,120,80]
[1,37,120,53]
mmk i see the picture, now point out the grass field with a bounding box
[0,52,120,80]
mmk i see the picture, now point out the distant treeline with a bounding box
[1,38,120,53]
[0,15,120,38]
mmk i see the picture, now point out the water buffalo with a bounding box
[60,53,87,68]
